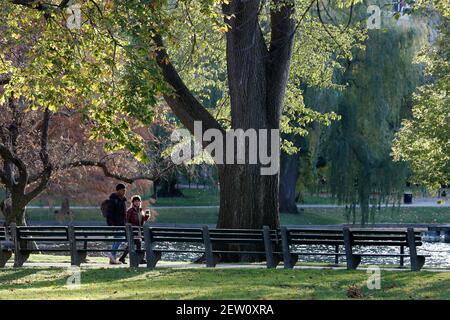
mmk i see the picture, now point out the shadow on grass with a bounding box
[1,266,449,300]
[0,267,157,291]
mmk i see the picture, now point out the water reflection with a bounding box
[37,241,450,268]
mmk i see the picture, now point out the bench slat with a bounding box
[73,237,127,242]
[17,237,69,241]
[291,252,347,256]
[289,234,343,240]
[211,250,266,255]
[151,237,204,242]
[74,232,126,237]
[210,238,264,243]
[150,232,203,237]
[353,241,422,246]
[152,249,205,254]
[290,240,345,245]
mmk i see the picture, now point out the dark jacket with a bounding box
[107,193,127,226]
[126,207,149,227]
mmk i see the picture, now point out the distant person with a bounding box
[54,198,73,224]
[106,183,127,265]
[117,195,151,264]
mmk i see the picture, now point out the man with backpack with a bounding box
[102,183,128,264]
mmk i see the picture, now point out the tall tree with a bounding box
[3,0,360,231]
[0,106,158,225]
[322,2,431,223]
[392,6,449,190]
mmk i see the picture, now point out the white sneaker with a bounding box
[109,256,120,265]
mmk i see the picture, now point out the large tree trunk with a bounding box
[279,150,300,213]
[1,155,27,226]
[217,165,279,229]
[279,134,308,213]
[1,191,27,226]
[154,0,294,237]
[215,0,293,232]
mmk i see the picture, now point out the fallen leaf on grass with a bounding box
[347,285,364,299]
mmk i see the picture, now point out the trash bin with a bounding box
[403,193,413,204]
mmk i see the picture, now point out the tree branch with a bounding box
[23,108,52,203]
[9,0,54,12]
[266,0,296,128]
[0,143,28,187]
[23,168,51,202]
[152,33,224,139]
[39,108,51,169]
[58,160,172,184]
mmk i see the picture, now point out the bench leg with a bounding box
[407,228,424,272]
[72,251,87,267]
[137,251,145,264]
[205,253,218,268]
[265,254,276,269]
[334,245,339,265]
[147,251,162,269]
[343,227,360,270]
[128,249,140,268]
[346,254,361,270]
[205,254,219,268]
[284,254,299,269]
[281,227,297,269]
[273,254,282,268]
[0,249,12,268]
[400,246,405,267]
[411,255,426,272]
[14,250,30,267]
[79,251,87,264]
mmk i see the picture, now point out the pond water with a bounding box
[147,241,450,268]
[290,242,450,268]
[38,240,450,268]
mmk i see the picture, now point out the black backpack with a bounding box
[100,199,112,218]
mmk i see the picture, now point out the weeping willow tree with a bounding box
[288,1,434,223]
[325,5,431,224]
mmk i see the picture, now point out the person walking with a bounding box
[117,195,151,264]
[107,183,127,265]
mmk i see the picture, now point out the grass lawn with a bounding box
[0,266,449,300]
[153,188,219,206]
[19,187,449,225]
[25,206,450,225]
[152,190,338,206]
[23,189,335,208]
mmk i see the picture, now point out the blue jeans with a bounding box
[111,236,124,259]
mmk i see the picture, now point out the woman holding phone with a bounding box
[117,195,157,264]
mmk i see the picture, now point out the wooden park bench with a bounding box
[208,226,281,268]
[280,227,346,268]
[342,227,427,271]
[1,224,140,267]
[68,225,140,266]
[280,226,427,271]
[1,223,428,272]
[142,225,281,269]
[9,225,70,267]
[142,226,205,268]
